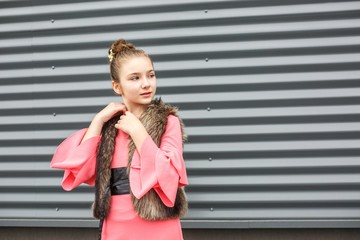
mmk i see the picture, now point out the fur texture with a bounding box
[93,98,188,220]
[93,115,120,219]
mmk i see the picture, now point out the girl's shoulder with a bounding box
[167,114,182,127]
[168,114,179,121]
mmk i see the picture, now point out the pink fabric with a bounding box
[50,115,187,240]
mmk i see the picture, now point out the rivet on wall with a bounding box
[209,157,213,162]
[52,66,55,70]
[205,58,209,62]
[207,107,211,111]
[204,9,208,13]
[51,19,55,23]
[53,113,56,117]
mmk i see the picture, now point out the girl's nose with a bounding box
[142,78,150,88]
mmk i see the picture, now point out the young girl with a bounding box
[51,38,188,240]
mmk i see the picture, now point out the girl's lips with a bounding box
[140,92,152,97]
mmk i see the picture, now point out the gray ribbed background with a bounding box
[1,0,360,228]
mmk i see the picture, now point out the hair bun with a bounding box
[112,38,135,53]
[108,39,135,63]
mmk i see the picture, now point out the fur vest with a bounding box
[93,98,188,221]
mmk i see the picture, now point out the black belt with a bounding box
[110,167,130,195]
[99,167,130,240]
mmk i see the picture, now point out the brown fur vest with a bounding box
[93,98,188,221]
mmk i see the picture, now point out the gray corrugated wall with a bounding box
[1,0,360,228]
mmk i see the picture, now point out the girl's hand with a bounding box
[95,102,127,124]
[115,111,149,150]
[81,102,126,143]
[114,111,142,135]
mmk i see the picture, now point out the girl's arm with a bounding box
[51,102,126,191]
[129,115,188,207]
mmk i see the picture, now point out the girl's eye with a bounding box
[130,76,139,80]
[149,74,155,78]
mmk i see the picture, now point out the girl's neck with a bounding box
[125,103,146,116]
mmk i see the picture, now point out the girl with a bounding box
[51,39,188,240]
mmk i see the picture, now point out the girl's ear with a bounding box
[112,81,122,95]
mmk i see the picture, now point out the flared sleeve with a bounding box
[50,129,101,191]
[129,115,188,207]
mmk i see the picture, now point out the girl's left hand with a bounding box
[115,111,144,135]
[115,111,149,150]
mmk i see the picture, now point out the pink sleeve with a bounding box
[50,129,101,191]
[129,115,188,207]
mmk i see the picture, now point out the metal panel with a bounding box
[1,0,360,228]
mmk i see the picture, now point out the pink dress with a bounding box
[51,115,188,240]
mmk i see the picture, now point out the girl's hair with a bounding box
[108,38,152,84]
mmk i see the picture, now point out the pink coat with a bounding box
[51,115,188,240]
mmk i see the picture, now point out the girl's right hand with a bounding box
[81,102,126,143]
[94,102,127,124]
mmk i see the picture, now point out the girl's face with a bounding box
[112,56,157,113]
